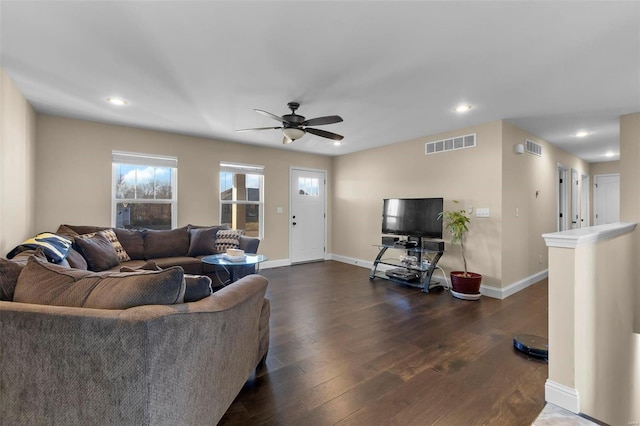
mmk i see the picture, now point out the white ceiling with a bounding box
[1,1,638,162]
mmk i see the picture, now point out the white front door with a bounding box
[290,168,326,264]
[594,174,620,225]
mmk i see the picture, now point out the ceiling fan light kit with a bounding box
[282,127,305,141]
[237,101,344,144]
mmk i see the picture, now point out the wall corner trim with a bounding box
[542,222,637,249]
[545,379,580,413]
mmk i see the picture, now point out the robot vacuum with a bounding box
[513,334,548,361]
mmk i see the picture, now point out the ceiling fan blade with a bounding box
[283,136,294,144]
[302,115,343,126]
[305,127,344,141]
[255,109,291,124]
[236,126,282,132]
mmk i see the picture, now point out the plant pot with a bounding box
[450,271,482,300]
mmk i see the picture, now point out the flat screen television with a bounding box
[381,198,443,239]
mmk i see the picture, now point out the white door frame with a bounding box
[557,164,569,232]
[581,174,590,227]
[289,167,328,264]
[571,168,580,229]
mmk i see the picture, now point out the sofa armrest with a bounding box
[0,274,269,425]
[238,235,260,254]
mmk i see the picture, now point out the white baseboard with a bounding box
[545,379,580,413]
[480,269,548,300]
[329,254,547,299]
[329,254,374,270]
[260,259,290,269]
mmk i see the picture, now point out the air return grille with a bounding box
[525,139,542,156]
[425,133,476,155]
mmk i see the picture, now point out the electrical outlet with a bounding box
[538,255,543,264]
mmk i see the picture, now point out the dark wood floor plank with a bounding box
[219,261,548,425]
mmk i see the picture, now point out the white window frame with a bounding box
[112,151,178,229]
[220,162,264,239]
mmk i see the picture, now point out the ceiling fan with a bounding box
[237,102,344,144]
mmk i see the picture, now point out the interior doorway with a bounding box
[593,174,620,225]
[290,168,327,264]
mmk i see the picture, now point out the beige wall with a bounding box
[0,68,37,255]
[501,122,589,286]
[333,120,504,288]
[332,119,588,292]
[619,112,640,333]
[589,160,619,176]
[35,115,333,261]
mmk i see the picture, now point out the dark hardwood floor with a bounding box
[220,261,548,425]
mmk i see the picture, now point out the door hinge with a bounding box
[559,213,563,218]
[560,178,563,184]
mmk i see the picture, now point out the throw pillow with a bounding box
[187,226,223,256]
[74,232,120,272]
[183,274,213,302]
[65,247,88,270]
[0,258,23,301]
[77,229,131,263]
[14,257,185,309]
[215,229,244,252]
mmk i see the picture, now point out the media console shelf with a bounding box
[369,239,444,293]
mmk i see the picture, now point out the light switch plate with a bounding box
[476,208,490,218]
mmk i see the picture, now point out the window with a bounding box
[220,162,264,238]
[112,151,177,230]
[298,177,319,196]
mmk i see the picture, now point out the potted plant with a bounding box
[438,201,482,300]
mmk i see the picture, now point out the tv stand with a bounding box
[369,237,444,293]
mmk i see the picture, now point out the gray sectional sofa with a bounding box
[0,224,270,425]
[55,224,261,289]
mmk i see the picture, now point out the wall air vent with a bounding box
[425,133,476,155]
[525,139,542,156]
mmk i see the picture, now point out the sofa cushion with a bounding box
[215,229,244,252]
[120,261,212,302]
[144,227,189,259]
[120,260,162,272]
[187,226,226,256]
[113,228,145,260]
[0,258,23,301]
[14,257,185,309]
[56,224,109,237]
[75,232,120,272]
[152,256,204,275]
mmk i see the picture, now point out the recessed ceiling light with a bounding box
[333,141,342,146]
[575,130,590,138]
[453,104,472,113]
[106,97,127,106]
